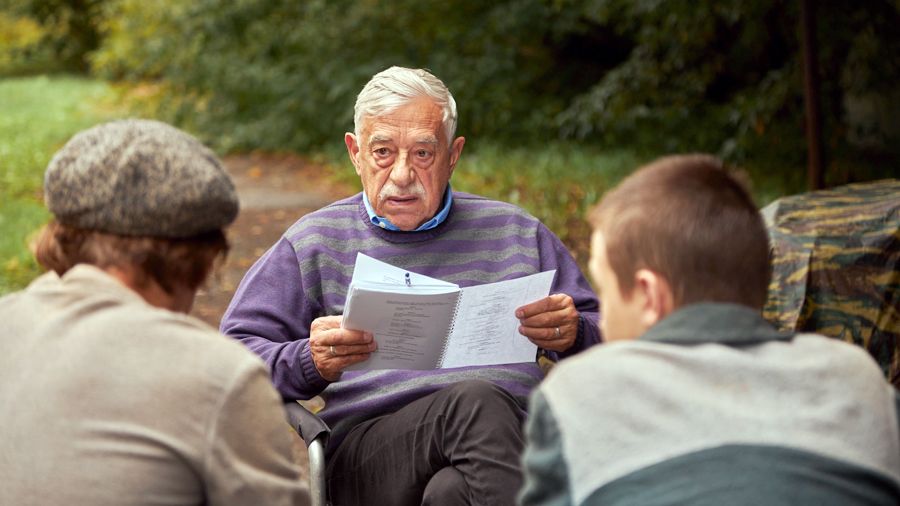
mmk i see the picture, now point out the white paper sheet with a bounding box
[439,270,555,368]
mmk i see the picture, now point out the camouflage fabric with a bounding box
[762,179,900,388]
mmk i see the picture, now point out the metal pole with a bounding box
[800,0,825,190]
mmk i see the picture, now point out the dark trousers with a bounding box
[326,380,527,506]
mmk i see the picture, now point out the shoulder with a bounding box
[452,191,538,219]
[113,308,275,416]
[284,193,364,238]
[541,340,680,413]
[550,340,654,375]
[790,333,894,392]
[34,295,272,417]
[450,191,546,233]
[93,302,264,370]
[0,271,59,308]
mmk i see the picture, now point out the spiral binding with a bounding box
[436,292,464,368]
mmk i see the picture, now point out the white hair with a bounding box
[353,66,458,145]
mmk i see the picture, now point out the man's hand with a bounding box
[516,294,579,352]
[309,315,377,381]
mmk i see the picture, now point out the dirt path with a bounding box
[192,153,353,327]
[190,152,354,480]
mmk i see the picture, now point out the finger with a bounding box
[314,327,374,347]
[515,295,556,319]
[333,328,374,346]
[518,324,570,344]
[516,294,573,320]
[312,347,375,381]
[520,326,576,353]
[311,315,343,331]
[329,341,378,357]
[313,336,376,361]
[518,306,574,328]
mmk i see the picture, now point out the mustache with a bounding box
[378,181,426,201]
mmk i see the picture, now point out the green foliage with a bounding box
[91,0,572,152]
[0,9,60,75]
[4,1,894,220]
[83,0,900,184]
[0,0,107,75]
[90,0,186,80]
[556,0,900,164]
[0,75,123,294]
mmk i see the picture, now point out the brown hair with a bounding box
[587,154,771,309]
[33,221,229,294]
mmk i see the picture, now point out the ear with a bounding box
[345,132,362,176]
[633,269,675,329]
[447,136,466,177]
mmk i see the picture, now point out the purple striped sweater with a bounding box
[221,191,601,449]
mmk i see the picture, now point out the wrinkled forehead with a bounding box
[360,99,447,142]
[367,132,440,147]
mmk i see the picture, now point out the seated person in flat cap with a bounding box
[0,119,310,506]
[221,66,602,506]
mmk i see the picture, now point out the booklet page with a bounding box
[440,270,555,368]
[343,287,460,370]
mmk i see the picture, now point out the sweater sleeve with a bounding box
[220,237,330,400]
[518,388,574,506]
[535,222,602,359]
[203,358,311,506]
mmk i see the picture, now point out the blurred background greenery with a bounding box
[1,0,898,293]
[0,76,125,292]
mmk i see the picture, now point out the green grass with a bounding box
[0,75,124,294]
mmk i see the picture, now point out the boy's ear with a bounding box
[633,269,675,328]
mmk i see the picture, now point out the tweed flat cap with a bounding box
[44,119,239,238]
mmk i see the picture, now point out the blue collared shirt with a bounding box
[362,185,454,232]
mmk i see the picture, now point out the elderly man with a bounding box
[221,66,601,505]
[0,120,309,506]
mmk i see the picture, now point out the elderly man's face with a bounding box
[345,97,465,231]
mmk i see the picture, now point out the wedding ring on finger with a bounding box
[330,345,336,357]
[554,327,561,338]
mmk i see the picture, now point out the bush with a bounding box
[86,0,900,181]
[0,10,59,75]
[0,0,107,76]
[91,0,573,152]
[556,0,900,163]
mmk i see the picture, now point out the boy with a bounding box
[519,154,900,505]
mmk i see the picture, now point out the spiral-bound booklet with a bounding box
[342,254,556,370]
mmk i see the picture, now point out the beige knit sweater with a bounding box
[0,265,309,506]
